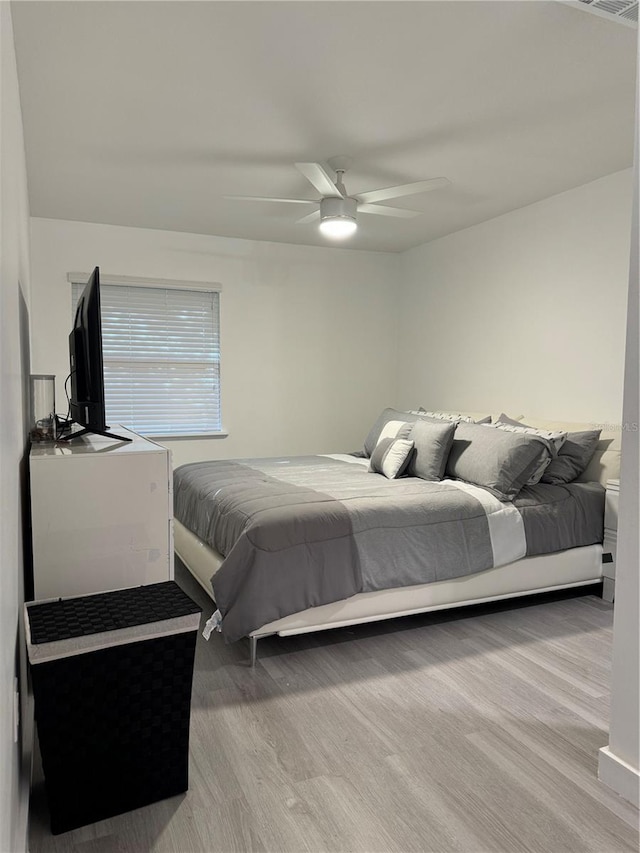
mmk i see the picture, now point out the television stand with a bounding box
[29,425,174,599]
[59,426,133,443]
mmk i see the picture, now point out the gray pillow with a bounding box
[369,437,414,479]
[492,420,567,484]
[498,414,602,484]
[363,408,422,457]
[445,422,554,501]
[406,420,456,481]
[541,430,602,484]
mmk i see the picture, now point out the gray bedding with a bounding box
[174,454,604,642]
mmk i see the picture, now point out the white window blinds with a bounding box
[72,281,221,436]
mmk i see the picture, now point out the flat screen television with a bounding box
[64,267,131,442]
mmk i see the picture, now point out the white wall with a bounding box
[29,219,400,467]
[598,58,639,807]
[397,170,632,423]
[0,5,32,852]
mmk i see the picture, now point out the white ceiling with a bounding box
[11,1,637,253]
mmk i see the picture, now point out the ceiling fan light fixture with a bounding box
[319,196,358,239]
[319,216,357,238]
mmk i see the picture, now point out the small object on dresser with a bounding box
[25,581,201,835]
[29,374,57,442]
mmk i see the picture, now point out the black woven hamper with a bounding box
[25,581,201,835]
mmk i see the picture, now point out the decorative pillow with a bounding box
[369,437,415,479]
[511,416,619,484]
[419,410,492,424]
[363,408,423,457]
[494,420,567,453]
[498,414,601,484]
[377,419,413,444]
[419,410,466,423]
[445,422,556,501]
[492,421,567,485]
[541,430,602,484]
[406,420,457,481]
[497,413,525,427]
[363,407,487,459]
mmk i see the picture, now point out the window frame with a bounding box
[68,272,225,440]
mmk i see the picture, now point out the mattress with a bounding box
[174,454,604,642]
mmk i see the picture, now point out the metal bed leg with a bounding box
[249,635,258,667]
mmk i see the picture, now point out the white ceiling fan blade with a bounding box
[358,203,421,218]
[295,163,343,198]
[357,177,450,205]
[223,195,317,205]
[296,210,321,225]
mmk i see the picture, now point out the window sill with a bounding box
[145,431,229,441]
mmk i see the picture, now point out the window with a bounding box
[71,276,221,437]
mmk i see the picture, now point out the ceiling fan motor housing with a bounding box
[320,196,357,222]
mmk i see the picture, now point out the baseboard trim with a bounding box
[15,692,34,853]
[598,745,640,807]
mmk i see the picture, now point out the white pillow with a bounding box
[368,437,414,479]
[378,420,413,443]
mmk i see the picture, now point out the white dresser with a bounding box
[29,426,174,600]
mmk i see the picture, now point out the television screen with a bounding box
[65,267,131,442]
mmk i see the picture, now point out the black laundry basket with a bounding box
[25,581,201,835]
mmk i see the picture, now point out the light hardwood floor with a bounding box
[29,561,639,853]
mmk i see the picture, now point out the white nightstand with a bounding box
[602,478,619,603]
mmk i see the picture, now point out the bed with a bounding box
[173,410,621,664]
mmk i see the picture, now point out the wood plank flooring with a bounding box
[28,562,639,853]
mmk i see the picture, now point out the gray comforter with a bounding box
[174,454,604,642]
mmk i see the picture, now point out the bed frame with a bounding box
[174,518,611,666]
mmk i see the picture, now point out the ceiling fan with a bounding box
[224,157,451,239]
